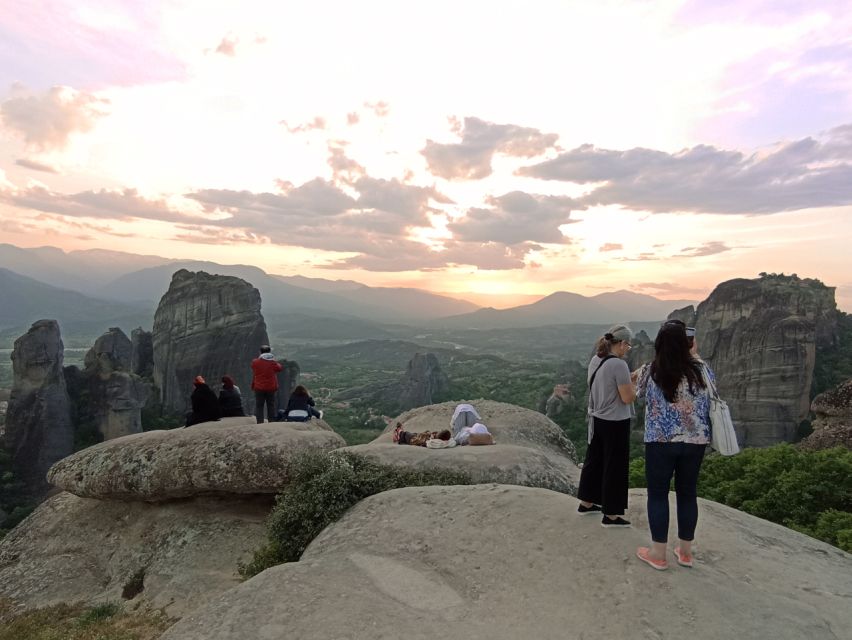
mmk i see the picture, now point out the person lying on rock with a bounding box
[465,422,495,446]
[185,375,222,427]
[218,375,246,417]
[283,385,323,422]
[393,424,446,446]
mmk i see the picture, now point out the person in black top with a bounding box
[185,375,222,426]
[283,385,322,422]
[218,375,245,417]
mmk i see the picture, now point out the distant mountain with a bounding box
[434,289,696,328]
[98,262,478,324]
[0,244,176,295]
[0,268,152,334]
[274,274,364,293]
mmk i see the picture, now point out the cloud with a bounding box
[519,124,852,214]
[632,281,707,296]
[364,101,390,117]
[599,243,623,252]
[281,116,327,134]
[15,158,59,173]
[327,141,365,184]
[346,112,360,125]
[214,36,238,56]
[0,183,192,223]
[1,85,109,150]
[449,191,579,244]
[422,117,559,180]
[677,241,731,257]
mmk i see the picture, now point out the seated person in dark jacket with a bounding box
[284,385,322,422]
[218,375,245,417]
[185,375,222,426]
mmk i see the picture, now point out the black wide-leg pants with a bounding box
[577,417,630,515]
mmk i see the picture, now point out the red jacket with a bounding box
[251,355,283,391]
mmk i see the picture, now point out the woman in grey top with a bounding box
[577,324,636,527]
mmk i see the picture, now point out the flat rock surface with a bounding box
[0,491,271,618]
[163,485,852,640]
[340,400,580,494]
[48,419,345,500]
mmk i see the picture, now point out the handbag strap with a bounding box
[700,362,720,400]
[589,355,616,390]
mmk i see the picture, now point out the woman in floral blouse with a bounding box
[634,320,713,570]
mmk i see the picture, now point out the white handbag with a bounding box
[701,365,740,456]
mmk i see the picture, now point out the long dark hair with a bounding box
[650,322,705,402]
[292,385,309,397]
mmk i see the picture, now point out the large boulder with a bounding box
[676,275,839,446]
[397,352,450,410]
[152,270,269,415]
[0,491,270,618]
[162,485,852,640]
[47,420,346,501]
[340,400,580,494]
[3,319,73,498]
[800,379,852,451]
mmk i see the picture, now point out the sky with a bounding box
[0,0,851,310]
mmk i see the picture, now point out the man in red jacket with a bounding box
[251,345,283,423]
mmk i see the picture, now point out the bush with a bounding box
[241,451,472,577]
[76,602,120,627]
[627,444,852,552]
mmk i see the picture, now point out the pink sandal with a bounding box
[673,547,694,568]
[636,547,668,571]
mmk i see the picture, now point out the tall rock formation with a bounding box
[673,275,838,447]
[130,327,154,378]
[799,379,852,451]
[276,360,301,414]
[66,328,149,442]
[626,329,655,370]
[397,353,449,410]
[152,270,269,415]
[3,320,73,498]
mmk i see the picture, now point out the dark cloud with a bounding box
[422,117,559,180]
[449,191,578,244]
[599,243,623,252]
[1,85,109,150]
[15,158,59,173]
[519,124,852,214]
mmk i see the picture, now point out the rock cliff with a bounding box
[800,379,852,451]
[152,270,269,414]
[3,320,73,498]
[673,275,838,446]
[626,328,655,370]
[161,485,852,640]
[397,352,449,410]
[130,327,154,378]
[65,328,149,441]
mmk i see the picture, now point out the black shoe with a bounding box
[577,503,602,515]
[601,516,631,528]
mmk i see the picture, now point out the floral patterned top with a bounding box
[635,362,714,444]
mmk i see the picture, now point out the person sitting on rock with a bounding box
[185,375,222,426]
[218,375,245,417]
[283,385,322,422]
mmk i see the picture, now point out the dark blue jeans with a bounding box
[645,442,706,543]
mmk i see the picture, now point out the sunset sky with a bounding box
[1,0,850,309]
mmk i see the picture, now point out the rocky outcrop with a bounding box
[0,491,270,618]
[542,383,571,418]
[3,320,73,498]
[48,419,345,500]
[626,328,655,370]
[66,328,149,442]
[340,400,580,494]
[162,485,852,640]
[800,379,852,451]
[130,327,154,378]
[675,275,839,446]
[152,270,269,415]
[397,352,449,410]
[276,359,301,413]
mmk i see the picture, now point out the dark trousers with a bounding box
[645,442,706,543]
[254,390,277,424]
[577,417,630,515]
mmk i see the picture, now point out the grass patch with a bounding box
[0,599,172,640]
[240,450,472,578]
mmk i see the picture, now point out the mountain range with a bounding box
[0,243,695,333]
